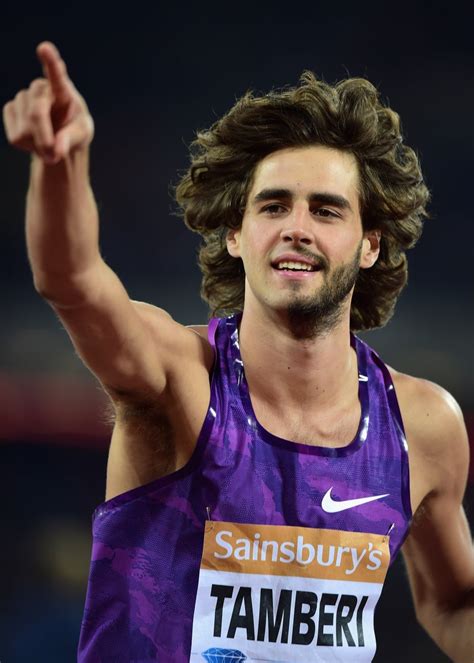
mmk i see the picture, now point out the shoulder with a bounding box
[389,367,469,499]
[131,300,213,372]
[131,299,206,338]
[389,368,465,429]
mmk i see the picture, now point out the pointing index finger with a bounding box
[36,41,71,104]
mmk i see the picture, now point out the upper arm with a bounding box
[48,258,212,399]
[396,376,474,626]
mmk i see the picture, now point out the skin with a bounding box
[3,41,474,662]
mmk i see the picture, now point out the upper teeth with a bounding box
[277,261,314,271]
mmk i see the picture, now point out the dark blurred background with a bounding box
[1,3,473,661]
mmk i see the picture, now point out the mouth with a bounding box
[271,258,323,275]
[271,262,323,282]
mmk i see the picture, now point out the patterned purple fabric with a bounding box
[78,314,411,662]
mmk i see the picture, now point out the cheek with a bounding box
[240,226,270,261]
[325,227,363,258]
[240,219,281,271]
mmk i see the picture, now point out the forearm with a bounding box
[27,148,101,304]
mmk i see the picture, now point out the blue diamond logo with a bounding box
[201,648,247,663]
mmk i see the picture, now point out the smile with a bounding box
[275,260,317,272]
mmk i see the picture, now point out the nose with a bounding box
[281,227,313,245]
[280,208,313,245]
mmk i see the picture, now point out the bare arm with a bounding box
[3,42,206,400]
[397,376,474,662]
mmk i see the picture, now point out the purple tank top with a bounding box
[78,314,411,662]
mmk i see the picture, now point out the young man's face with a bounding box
[226,145,380,331]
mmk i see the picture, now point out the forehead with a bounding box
[249,145,360,204]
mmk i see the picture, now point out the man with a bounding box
[3,41,473,662]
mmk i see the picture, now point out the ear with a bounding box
[360,229,381,269]
[226,227,242,258]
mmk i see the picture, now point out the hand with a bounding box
[3,42,94,164]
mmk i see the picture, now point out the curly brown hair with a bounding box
[175,72,430,330]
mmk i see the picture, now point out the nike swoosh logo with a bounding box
[321,487,390,513]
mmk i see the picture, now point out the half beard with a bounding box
[285,242,362,340]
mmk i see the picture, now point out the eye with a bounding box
[313,207,340,219]
[261,203,287,216]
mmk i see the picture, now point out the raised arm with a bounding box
[3,42,207,401]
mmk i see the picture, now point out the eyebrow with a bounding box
[252,188,353,212]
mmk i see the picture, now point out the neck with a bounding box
[238,303,357,410]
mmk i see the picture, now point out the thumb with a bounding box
[51,114,94,161]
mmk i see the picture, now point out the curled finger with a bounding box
[2,100,18,144]
[29,77,51,98]
[8,90,33,149]
[29,99,56,158]
[27,82,55,155]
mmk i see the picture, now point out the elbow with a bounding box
[414,590,474,663]
[33,272,93,309]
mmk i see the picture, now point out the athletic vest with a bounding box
[78,314,412,663]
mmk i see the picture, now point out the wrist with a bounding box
[30,146,91,190]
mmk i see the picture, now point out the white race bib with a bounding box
[190,521,390,662]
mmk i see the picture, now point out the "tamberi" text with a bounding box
[211,584,368,647]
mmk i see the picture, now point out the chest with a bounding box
[250,396,362,448]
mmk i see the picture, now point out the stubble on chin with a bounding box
[285,245,362,340]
